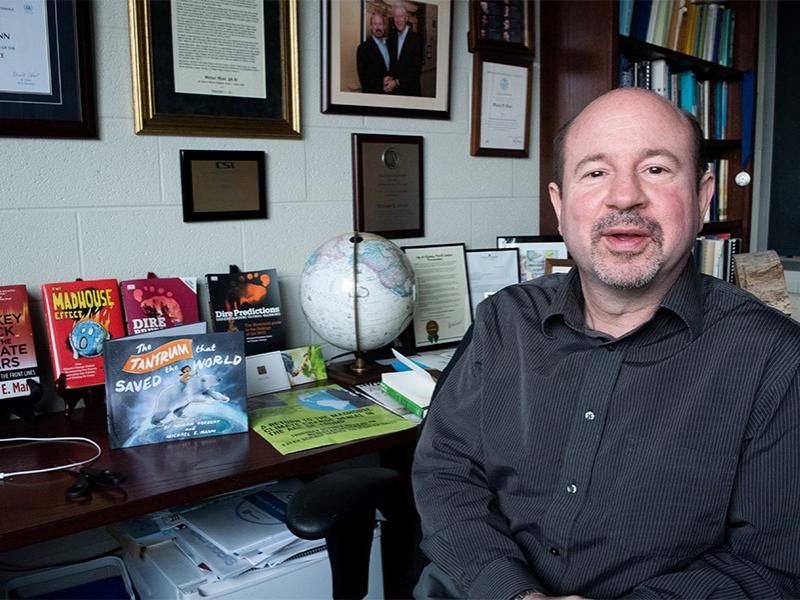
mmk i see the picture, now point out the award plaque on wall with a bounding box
[352,133,424,239]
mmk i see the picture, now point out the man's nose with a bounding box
[606,171,646,210]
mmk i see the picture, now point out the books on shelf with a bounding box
[0,285,39,399]
[41,278,125,389]
[622,0,735,67]
[120,276,200,336]
[206,269,286,356]
[694,234,741,283]
[103,331,248,448]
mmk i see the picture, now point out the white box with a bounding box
[4,556,135,599]
[124,526,383,600]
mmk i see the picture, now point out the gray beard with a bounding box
[589,212,665,290]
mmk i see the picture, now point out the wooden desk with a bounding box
[0,406,417,553]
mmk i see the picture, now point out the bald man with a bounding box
[413,88,800,599]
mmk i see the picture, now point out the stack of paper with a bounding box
[379,349,436,418]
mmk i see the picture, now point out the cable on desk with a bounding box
[0,436,102,480]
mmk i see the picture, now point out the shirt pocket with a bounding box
[607,439,737,559]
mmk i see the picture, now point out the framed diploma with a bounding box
[0,0,97,138]
[465,247,520,317]
[128,0,300,138]
[353,133,424,239]
[468,0,534,56]
[322,0,453,119]
[497,235,568,282]
[402,243,472,351]
[470,53,532,158]
[180,150,266,222]
[545,258,575,275]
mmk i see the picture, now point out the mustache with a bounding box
[591,212,663,244]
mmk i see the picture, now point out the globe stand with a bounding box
[326,354,386,386]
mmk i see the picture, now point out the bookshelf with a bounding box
[539,0,759,251]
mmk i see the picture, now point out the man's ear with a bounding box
[696,172,715,232]
[548,182,563,234]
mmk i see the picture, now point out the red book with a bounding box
[119,277,200,335]
[41,278,125,389]
[0,285,40,399]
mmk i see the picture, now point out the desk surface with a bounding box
[0,406,416,552]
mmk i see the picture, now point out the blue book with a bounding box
[619,0,635,35]
[678,71,696,114]
[630,0,652,41]
[104,331,248,448]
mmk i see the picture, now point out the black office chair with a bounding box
[285,467,406,599]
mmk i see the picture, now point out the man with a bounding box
[356,12,393,94]
[413,88,800,599]
[385,5,422,96]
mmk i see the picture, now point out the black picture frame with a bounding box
[180,150,266,223]
[321,0,453,119]
[401,242,472,352]
[0,0,97,138]
[468,0,535,56]
[353,133,424,239]
[129,0,300,138]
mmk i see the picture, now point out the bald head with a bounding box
[552,89,706,192]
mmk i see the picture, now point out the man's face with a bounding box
[393,9,407,32]
[548,90,714,292]
[370,14,385,38]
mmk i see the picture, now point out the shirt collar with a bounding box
[372,35,386,44]
[541,259,705,340]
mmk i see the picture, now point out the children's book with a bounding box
[103,331,247,448]
[206,269,286,356]
[120,277,200,335]
[281,345,326,386]
[41,279,125,389]
[0,285,40,399]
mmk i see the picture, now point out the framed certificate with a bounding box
[402,243,472,351]
[466,247,520,317]
[470,53,532,157]
[128,0,300,138]
[180,150,266,222]
[0,0,97,138]
[497,235,568,281]
[353,133,424,239]
[468,0,535,56]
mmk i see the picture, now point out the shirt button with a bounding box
[584,411,595,421]
[549,547,560,556]
[566,483,577,494]
[605,344,616,352]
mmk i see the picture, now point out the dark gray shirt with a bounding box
[413,261,800,599]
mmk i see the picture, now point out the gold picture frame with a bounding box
[128,0,300,138]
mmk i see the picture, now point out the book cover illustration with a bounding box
[104,331,247,449]
[0,285,40,399]
[120,277,200,335]
[41,279,125,389]
[281,345,326,386]
[206,269,286,356]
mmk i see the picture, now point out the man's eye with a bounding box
[647,166,666,174]
[587,170,604,178]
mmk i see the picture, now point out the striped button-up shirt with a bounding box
[413,261,800,599]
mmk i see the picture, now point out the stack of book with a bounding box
[694,234,741,283]
[706,159,730,222]
[620,0,735,66]
[378,349,436,419]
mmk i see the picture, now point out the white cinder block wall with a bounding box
[0,0,541,411]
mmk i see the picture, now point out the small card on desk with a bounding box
[246,351,291,397]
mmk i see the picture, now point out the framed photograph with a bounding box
[180,150,266,222]
[471,52,532,157]
[128,0,300,138]
[497,235,568,281]
[322,0,452,119]
[468,0,534,55]
[402,243,472,351]
[466,248,520,318]
[0,0,97,138]
[545,258,575,275]
[353,133,424,239]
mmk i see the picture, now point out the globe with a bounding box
[300,233,416,352]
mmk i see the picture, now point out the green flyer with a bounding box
[249,384,416,454]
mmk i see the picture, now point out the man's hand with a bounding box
[382,76,398,93]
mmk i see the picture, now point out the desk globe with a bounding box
[299,232,415,382]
